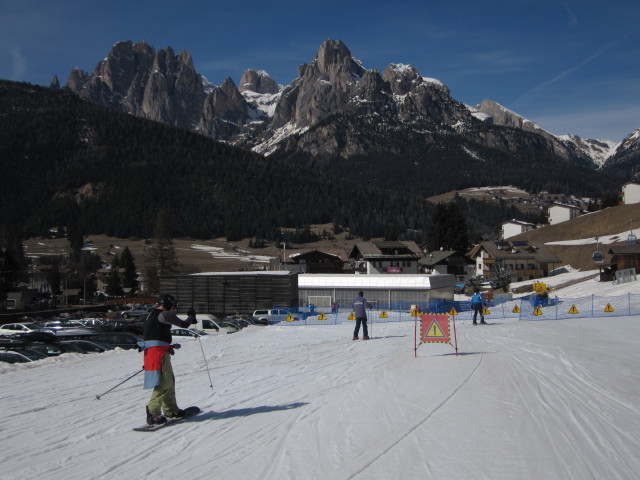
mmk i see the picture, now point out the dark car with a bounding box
[120,306,151,319]
[91,332,142,350]
[0,351,32,363]
[55,342,88,354]
[4,347,48,361]
[106,320,145,336]
[60,339,115,353]
[223,315,249,329]
[23,342,65,357]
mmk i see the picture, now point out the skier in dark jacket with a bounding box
[471,290,486,325]
[140,293,197,425]
[352,291,370,340]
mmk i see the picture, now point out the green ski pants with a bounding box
[147,353,179,416]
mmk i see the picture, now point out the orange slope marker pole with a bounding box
[414,313,418,358]
[451,314,459,356]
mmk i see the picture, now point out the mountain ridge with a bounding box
[62,38,639,178]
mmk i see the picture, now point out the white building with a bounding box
[502,220,536,240]
[548,203,581,225]
[297,273,455,310]
[621,182,640,205]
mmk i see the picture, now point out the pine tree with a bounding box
[105,254,123,297]
[145,210,180,294]
[119,246,138,294]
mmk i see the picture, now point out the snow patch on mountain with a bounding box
[243,88,283,120]
[253,121,309,156]
[559,134,619,167]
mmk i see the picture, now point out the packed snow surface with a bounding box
[2,277,640,479]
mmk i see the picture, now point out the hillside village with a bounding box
[11,183,640,316]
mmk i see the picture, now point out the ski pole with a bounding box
[95,367,143,400]
[196,334,214,390]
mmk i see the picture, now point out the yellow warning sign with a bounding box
[568,305,579,314]
[348,312,356,320]
[604,303,614,312]
[512,305,520,313]
[379,310,388,318]
[286,313,295,322]
[318,313,327,320]
[483,307,490,315]
[533,306,543,316]
[448,306,458,316]
[426,320,446,337]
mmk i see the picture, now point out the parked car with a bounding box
[42,320,86,331]
[222,315,249,329]
[0,350,33,363]
[7,331,58,343]
[0,323,44,335]
[77,318,111,332]
[177,314,236,335]
[23,342,65,357]
[252,308,300,324]
[170,328,208,338]
[54,342,88,354]
[224,314,264,327]
[60,339,115,353]
[105,320,144,336]
[120,306,152,319]
[50,327,99,339]
[91,332,142,350]
[2,347,48,361]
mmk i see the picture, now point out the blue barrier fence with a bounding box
[273,292,640,325]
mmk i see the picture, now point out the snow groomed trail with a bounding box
[2,316,640,480]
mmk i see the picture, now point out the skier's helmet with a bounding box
[159,293,178,311]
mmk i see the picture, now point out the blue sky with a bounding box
[1,0,638,142]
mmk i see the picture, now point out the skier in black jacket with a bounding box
[141,293,197,425]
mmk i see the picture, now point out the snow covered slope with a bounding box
[2,275,640,479]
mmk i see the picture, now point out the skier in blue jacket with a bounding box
[471,290,487,325]
[352,291,369,340]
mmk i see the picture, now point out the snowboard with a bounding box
[133,406,201,432]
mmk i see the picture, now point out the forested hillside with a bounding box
[0,81,540,245]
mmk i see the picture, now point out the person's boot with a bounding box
[146,406,167,425]
[363,336,370,340]
[353,336,359,340]
[166,409,186,419]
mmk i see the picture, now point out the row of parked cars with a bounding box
[0,308,276,364]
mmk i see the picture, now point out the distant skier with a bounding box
[471,290,487,325]
[352,291,370,340]
[139,293,197,425]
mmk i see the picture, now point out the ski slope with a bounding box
[2,278,640,479]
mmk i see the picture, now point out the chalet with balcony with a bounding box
[279,248,349,274]
[418,250,472,278]
[349,241,423,274]
[468,240,560,282]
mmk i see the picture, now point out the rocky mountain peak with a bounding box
[239,69,279,94]
[314,38,364,78]
[65,40,207,130]
[476,99,541,133]
[383,63,422,95]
